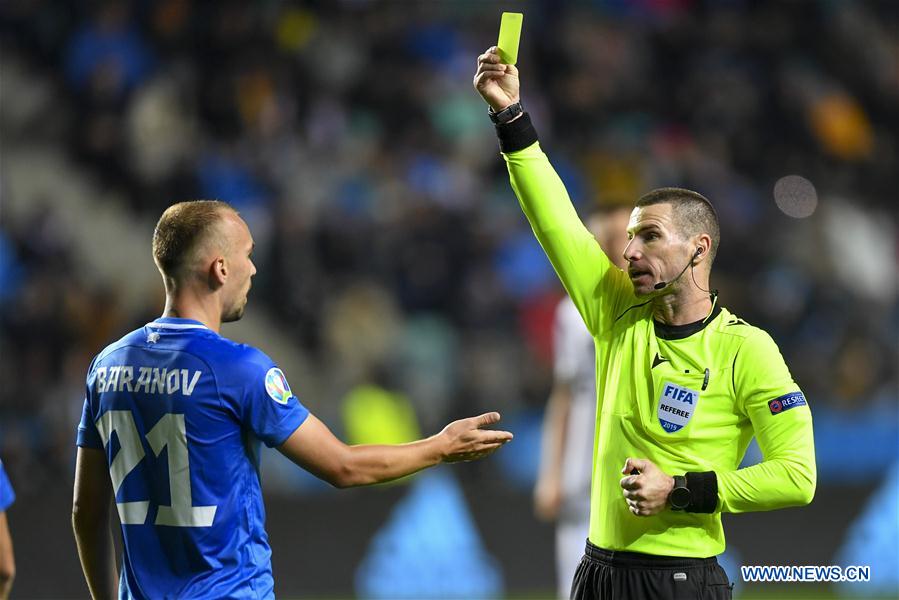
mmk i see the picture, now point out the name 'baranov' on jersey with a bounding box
[95,365,202,396]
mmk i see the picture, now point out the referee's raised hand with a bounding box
[473,46,520,112]
[619,458,675,517]
[438,412,514,463]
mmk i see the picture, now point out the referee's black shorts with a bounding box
[571,541,733,600]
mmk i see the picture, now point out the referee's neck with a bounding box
[651,289,714,326]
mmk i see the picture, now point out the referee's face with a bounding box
[623,203,693,296]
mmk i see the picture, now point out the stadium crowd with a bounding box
[1,0,896,500]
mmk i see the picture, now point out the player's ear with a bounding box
[208,256,227,289]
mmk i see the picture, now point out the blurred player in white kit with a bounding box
[534,205,631,599]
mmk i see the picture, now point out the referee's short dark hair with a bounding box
[152,200,236,282]
[635,188,720,265]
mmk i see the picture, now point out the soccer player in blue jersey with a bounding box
[0,460,15,600]
[72,200,513,600]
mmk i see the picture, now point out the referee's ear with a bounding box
[691,234,712,266]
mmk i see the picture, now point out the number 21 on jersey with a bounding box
[96,411,217,527]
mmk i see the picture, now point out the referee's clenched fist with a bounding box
[620,458,674,516]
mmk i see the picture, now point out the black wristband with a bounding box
[495,112,538,153]
[685,471,718,513]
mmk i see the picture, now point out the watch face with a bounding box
[671,486,691,509]
[491,102,522,124]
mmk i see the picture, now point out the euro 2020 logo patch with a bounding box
[265,368,293,405]
[658,382,700,433]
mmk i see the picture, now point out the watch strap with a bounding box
[488,101,523,125]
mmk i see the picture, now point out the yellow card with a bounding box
[497,12,523,65]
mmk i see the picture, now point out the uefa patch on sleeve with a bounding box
[768,391,807,415]
[265,368,293,405]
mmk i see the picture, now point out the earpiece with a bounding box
[653,246,702,290]
[655,247,705,290]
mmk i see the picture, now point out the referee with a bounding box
[474,48,816,600]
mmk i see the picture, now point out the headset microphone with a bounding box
[653,247,703,290]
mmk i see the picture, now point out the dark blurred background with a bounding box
[0,0,896,598]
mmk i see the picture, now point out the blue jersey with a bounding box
[77,317,309,599]
[0,460,14,511]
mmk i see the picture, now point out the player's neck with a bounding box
[651,287,713,326]
[162,292,222,333]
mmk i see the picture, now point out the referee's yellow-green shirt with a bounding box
[504,141,816,558]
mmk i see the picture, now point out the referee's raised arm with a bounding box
[474,48,632,335]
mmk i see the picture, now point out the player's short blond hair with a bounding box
[152,200,236,280]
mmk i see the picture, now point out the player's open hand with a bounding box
[473,47,520,113]
[439,412,513,463]
[619,458,675,516]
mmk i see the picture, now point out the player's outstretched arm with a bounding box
[278,412,513,488]
[72,447,118,600]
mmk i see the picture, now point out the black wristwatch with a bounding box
[669,475,691,511]
[488,101,523,125]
